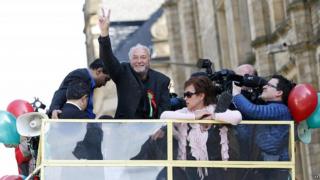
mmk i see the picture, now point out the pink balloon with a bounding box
[288,84,318,123]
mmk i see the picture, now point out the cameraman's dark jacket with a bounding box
[99,36,170,119]
[233,94,292,160]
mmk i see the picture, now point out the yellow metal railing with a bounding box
[26,119,295,180]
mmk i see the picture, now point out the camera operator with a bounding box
[231,64,261,180]
[233,64,258,161]
[234,64,257,100]
[232,74,295,180]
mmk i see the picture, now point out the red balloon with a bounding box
[288,84,318,123]
[0,175,22,180]
[7,99,34,118]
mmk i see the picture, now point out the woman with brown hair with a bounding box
[160,76,242,180]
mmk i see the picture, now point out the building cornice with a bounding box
[251,19,291,48]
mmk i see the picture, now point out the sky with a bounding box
[0,0,86,175]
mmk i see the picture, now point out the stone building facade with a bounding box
[163,0,320,179]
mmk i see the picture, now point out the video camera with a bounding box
[197,59,267,103]
[169,93,186,111]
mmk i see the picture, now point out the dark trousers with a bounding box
[259,169,290,180]
[73,126,103,160]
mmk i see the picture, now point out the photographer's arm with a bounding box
[233,94,288,120]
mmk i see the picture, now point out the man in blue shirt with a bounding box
[48,59,110,119]
[232,74,295,180]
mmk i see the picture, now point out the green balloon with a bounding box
[0,110,20,144]
[307,93,320,129]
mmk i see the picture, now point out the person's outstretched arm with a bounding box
[215,109,242,125]
[98,8,122,82]
[232,81,286,120]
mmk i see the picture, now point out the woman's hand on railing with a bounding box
[194,110,213,120]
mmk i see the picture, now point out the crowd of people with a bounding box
[14,8,297,180]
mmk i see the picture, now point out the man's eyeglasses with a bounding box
[183,91,197,98]
[266,83,277,89]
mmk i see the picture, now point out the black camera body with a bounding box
[169,93,186,111]
[169,59,267,110]
[197,59,267,103]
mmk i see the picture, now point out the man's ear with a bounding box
[275,90,283,98]
[81,95,88,104]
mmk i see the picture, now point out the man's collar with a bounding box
[266,101,285,105]
[66,101,82,111]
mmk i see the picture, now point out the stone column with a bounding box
[317,47,320,89]
[310,1,320,88]
[288,1,318,88]
[177,0,199,77]
[248,0,267,39]
[247,0,275,76]
[224,0,252,67]
[163,0,186,94]
[83,0,101,62]
[196,0,223,69]
[216,1,231,69]
[267,0,286,32]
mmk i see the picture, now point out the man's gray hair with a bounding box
[128,43,151,60]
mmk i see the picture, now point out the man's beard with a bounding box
[134,66,149,79]
[136,69,148,79]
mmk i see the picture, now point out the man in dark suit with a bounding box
[59,80,91,119]
[98,9,170,119]
[59,80,104,160]
[48,59,110,119]
[57,80,104,179]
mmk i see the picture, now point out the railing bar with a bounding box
[290,121,296,179]
[25,165,42,180]
[43,160,295,164]
[42,164,294,169]
[44,119,293,125]
[291,166,296,180]
[41,120,45,180]
[167,122,173,180]
[43,161,294,167]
